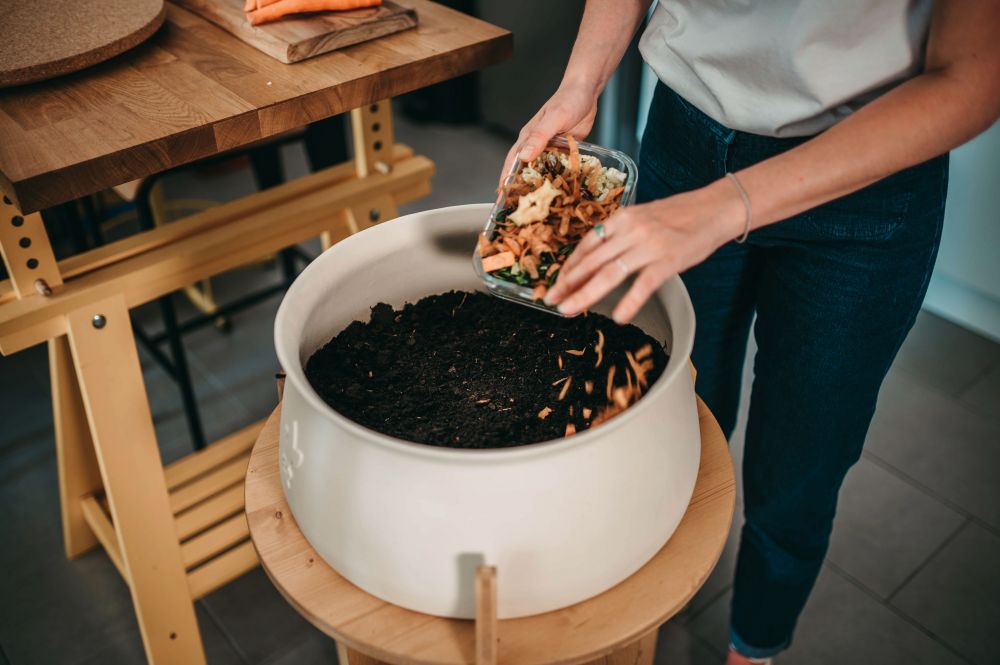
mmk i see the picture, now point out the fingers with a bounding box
[556,241,668,320]
[556,257,634,318]
[546,211,630,304]
[612,265,670,324]
[499,144,522,190]
[546,232,631,305]
[519,103,577,163]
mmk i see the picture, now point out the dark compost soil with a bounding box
[304,291,669,449]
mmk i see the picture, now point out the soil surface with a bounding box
[304,291,669,449]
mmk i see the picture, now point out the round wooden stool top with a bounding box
[0,0,165,88]
[245,399,735,665]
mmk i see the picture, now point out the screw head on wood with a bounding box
[92,314,107,329]
[369,208,380,222]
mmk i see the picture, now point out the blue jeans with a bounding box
[638,83,949,658]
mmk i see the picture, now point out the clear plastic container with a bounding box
[473,136,638,316]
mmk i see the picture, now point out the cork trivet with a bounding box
[0,0,165,88]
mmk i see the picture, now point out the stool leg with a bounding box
[66,294,205,665]
[582,629,658,665]
[336,643,388,665]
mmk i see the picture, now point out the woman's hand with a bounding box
[545,179,747,324]
[500,84,599,184]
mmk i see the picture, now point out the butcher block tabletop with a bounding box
[0,1,511,213]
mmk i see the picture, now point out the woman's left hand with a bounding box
[545,178,747,324]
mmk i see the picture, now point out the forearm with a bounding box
[561,0,651,97]
[732,69,1000,233]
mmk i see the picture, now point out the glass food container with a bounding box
[473,136,638,315]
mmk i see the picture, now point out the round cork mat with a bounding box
[0,0,165,88]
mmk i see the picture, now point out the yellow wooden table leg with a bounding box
[50,335,103,558]
[0,198,62,298]
[66,294,205,665]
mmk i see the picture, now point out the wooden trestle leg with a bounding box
[50,335,103,558]
[66,294,205,665]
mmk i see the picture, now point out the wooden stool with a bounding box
[245,397,735,664]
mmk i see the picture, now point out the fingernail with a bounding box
[543,291,557,305]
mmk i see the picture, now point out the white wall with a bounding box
[923,121,1000,342]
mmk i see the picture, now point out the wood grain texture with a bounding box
[66,294,205,665]
[0,148,433,354]
[0,0,166,89]
[0,1,511,213]
[49,335,102,559]
[246,398,736,665]
[475,566,498,665]
[175,0,417,64]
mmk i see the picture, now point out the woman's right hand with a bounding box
[500,84,600,184]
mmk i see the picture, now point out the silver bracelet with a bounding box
[725,172,752,244]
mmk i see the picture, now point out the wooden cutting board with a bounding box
[173,0,418,64]
[0,0,165,88]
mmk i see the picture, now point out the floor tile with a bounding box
[892,522,1000,665]
[826,457,966,598]
[893,311,1000,397]
[201,568,325,665]
[0,344,54,480]
[685,588,731,656]
[785,566,967,665]
[865,368,1000,530]
[677,508,741,622]
[959,362,1000,423]
[687,565,969,665]
[655,620,722,664]
[265,630,339,665]
[73,606,244,665]
[0,477,144,665]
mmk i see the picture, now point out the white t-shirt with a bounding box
[638,0,934,137]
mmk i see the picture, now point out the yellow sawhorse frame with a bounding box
[0,101,430,665]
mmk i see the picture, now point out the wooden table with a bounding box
[0,4,510,664]
[245,398,736,665]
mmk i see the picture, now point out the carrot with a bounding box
[248,0,381,25]
[481,251,515,273]
[244,0,281,12]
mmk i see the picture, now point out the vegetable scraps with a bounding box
[478,135,627,302]
[245,0,381,26]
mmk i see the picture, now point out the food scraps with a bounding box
[478,136,627,300]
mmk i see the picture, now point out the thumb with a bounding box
[518,110,568,164]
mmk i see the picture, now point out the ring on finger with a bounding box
[594,223,608,241]
[615,257,628,275]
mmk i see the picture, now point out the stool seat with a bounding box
[245,397,735,665]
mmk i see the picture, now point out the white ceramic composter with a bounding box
[274,203,701,619]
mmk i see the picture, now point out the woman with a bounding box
[507,1,1000,663]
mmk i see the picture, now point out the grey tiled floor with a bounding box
[1,116,998,665]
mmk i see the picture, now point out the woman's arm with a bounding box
[547,0,1000,323]
[500,0,651,177]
